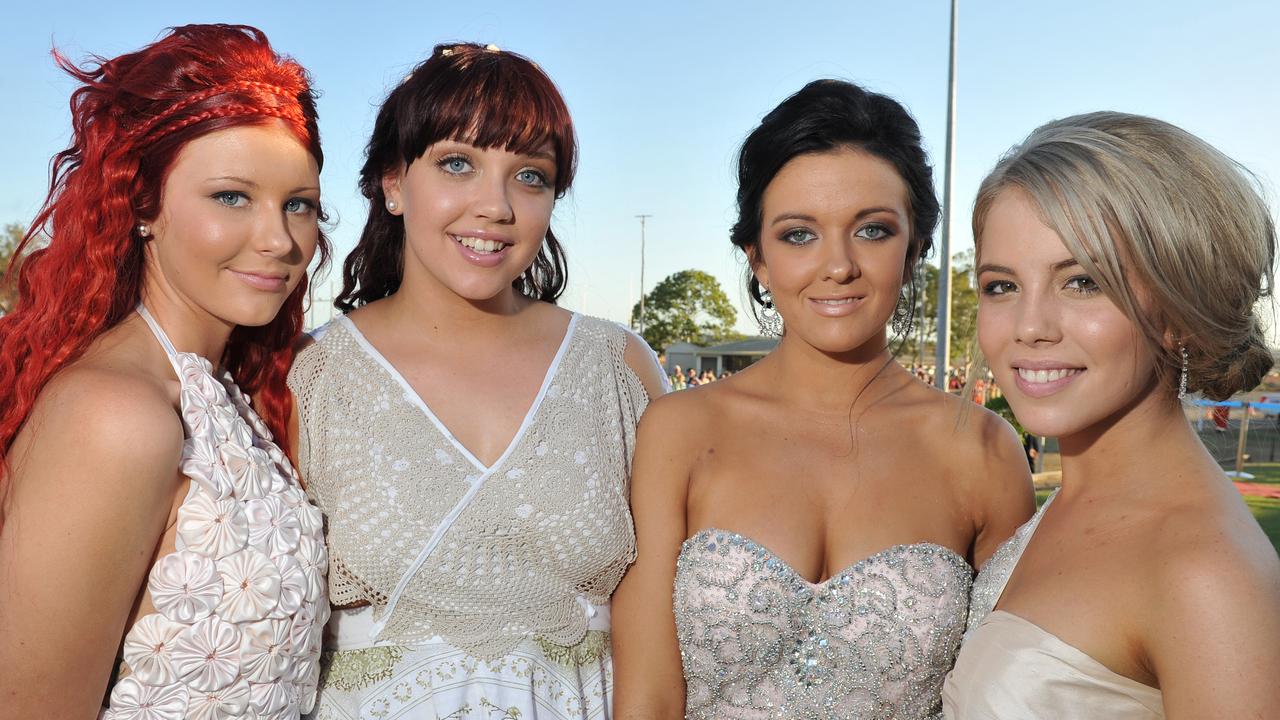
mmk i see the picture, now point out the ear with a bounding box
[381,166,405,216]
[747,245,770,292]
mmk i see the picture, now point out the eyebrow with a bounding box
[207,176,320,194]
[975,257,1081,275]
[769,206,901,226]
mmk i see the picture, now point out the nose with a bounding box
[471,172,515,223]
[822,237,860,283]
[255,206,296,258]
[1014,287,1062,347]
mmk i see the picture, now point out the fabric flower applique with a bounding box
[178,491,250,559]
[245,496,301,557]
[216,548,282,622]
[269,554,307,620]
[121,614,186,686]
[248,675,296,718]
[294,534,328,602]
[148,550,222,624]
[105,677,188,720]
[181,437,233,500]
[219,441,271,500]
[239,617,293,683]
[171,616,243,692]
[184,678,250,720]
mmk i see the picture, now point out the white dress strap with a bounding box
[135,304,183,374]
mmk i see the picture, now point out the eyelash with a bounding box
[778,222,895,246]
[980,275,1102,297]
[437,153,552,189]
[211,191,318,216]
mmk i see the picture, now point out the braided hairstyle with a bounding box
[0,24,327,477]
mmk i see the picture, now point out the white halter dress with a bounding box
[101,306,330,720]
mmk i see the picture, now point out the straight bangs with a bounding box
[398,50,577,196]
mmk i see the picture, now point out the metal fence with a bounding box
[1189,399,1280,475]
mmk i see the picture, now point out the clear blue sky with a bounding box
[4,1,1278,336]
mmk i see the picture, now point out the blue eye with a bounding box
[780,228,817,245]
[515,168,548,188]
[213,191,247,207]
[856,223,893,241]
[284,197,317,215]
[439,155,472,174]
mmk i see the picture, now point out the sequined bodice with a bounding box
[674,529,973,720]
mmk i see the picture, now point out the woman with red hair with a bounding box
[0,25,330,717]
[287,43,665,716]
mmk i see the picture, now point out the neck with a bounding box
[381,263,534,340]
[760,330,900,411]
[138,288,235,367]
[1056,382,1211,499]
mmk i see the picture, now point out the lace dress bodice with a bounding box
[102,307,329,720]
[674,529,973,720]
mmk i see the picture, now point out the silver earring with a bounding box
[386,199,398,212]
[1177,343,1189,400]
[136,223,151,238]
[891,291,912,336]
[758,290,783,337]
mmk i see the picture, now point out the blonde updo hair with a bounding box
[973,112,1275,401]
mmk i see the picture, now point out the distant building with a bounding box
[662,336,779,375]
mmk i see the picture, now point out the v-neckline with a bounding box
[338,312,580,474]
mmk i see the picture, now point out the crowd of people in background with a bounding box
[666,364,734,390]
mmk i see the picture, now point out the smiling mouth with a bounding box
[812,297,859,305]
[451,234,507,254]
[1016,367,1083,383]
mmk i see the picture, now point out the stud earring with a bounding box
[1177,343,1189,400]
[386,199,398,212]
[758,290,783,337]
[136,223,151,238]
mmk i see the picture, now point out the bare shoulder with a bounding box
[18,361,183,498]
[1141,491,1280,708]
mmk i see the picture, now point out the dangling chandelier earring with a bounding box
[759,289,783,337]
[891,291,912,336]
[1177,343,1189,400]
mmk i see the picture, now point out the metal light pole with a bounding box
[934,0,959,390]
[635,214,652,334]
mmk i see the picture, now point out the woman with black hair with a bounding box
[288,44,665,717]
[612,79,1033,719]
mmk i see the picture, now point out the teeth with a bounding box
[455,236,504,253]
[1017,368,1081,383]
[814,298,855,305]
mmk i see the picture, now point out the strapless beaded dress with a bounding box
[674,529,973,720]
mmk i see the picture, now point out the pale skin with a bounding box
[612,148,1035,719]
[289,139,665,536]
[975,189,1280,718]
[0,122,320,717]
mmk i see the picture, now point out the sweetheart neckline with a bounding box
[681,526,973,588]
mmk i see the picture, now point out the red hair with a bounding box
[0,24,328,479]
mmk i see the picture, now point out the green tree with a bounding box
[630,269,743,351]
[901,249,979,367]
[1,223,23,314]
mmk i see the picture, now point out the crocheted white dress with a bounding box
[288,313,653,720]
[101,306,330,720]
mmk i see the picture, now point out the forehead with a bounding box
[979,189,1073,266]
[763,148,909,217]
[169,122,318,180]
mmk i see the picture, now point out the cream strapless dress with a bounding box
[941,492,1164,719]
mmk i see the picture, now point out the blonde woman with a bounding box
[943,112,1280,718]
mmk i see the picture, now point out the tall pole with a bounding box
[934,0,958,390]
[635,214,652,334]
